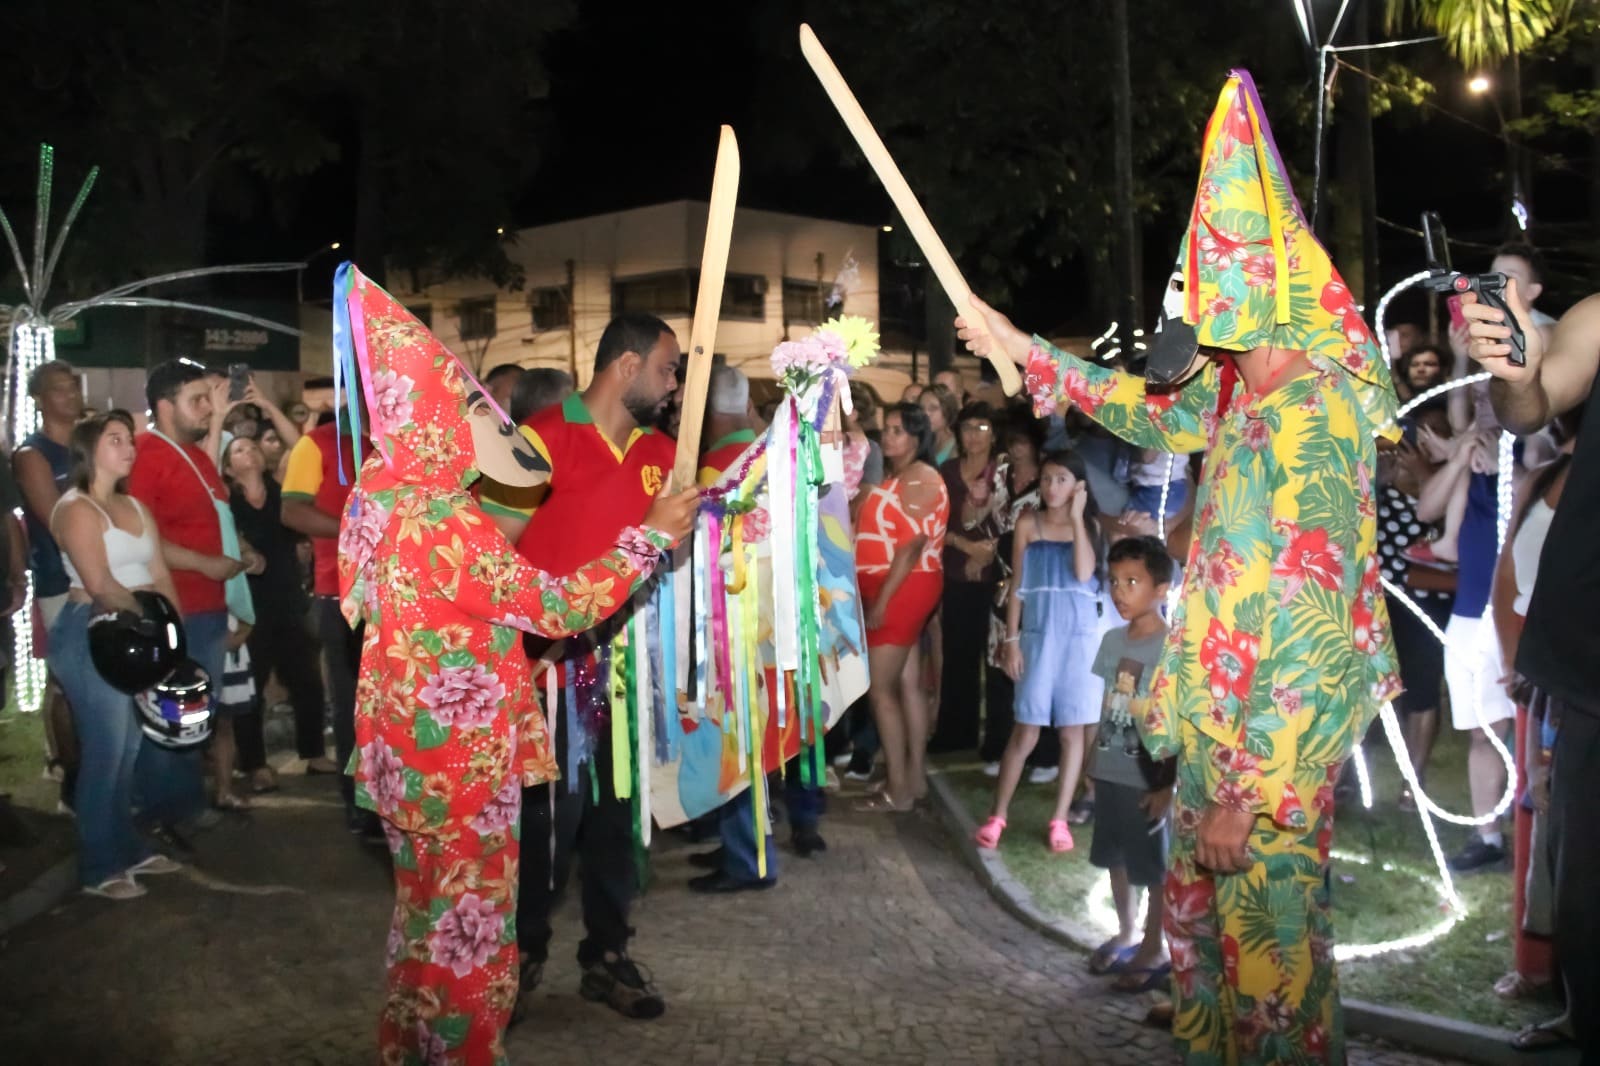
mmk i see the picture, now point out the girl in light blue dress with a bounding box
[977,450,1104,854]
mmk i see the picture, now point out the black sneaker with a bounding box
[792,828,827,858]
[687,847,725,870]
[579,952,665,1020]
[1449,836,1507,872]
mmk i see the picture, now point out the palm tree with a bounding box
[1383,0,1572,66]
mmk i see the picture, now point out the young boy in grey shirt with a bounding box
[1086,535,1175,992]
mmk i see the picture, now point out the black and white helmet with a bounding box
[133,658,213,749]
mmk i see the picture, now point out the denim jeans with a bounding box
[134,609,223,824]
[719,769,825,884]
[48,601,152,885]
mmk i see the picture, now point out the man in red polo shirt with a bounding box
[483,312,679,1022]
[281,409,371,835]
[128,358,253,841]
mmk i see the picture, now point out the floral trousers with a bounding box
[1165,745,1345,1066]
[378,812,521,1066]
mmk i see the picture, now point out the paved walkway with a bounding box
[0,774,1454,1065]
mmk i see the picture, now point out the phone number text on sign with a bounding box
[205,328,269,352]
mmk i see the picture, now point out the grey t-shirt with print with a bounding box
[1089,624,1168,789]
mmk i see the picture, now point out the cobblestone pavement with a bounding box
[0,775,1456,1065]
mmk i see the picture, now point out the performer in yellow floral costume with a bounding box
[958,70,1401,1065]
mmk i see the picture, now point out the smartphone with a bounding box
[227,362,251,403]
[1446,295,1467,331]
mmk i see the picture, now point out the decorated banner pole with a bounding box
[798,23,1022,396]
[672,125,741,489]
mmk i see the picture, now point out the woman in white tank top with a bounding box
[46,411,185,901]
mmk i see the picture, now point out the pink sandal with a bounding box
[974,816,1007,849]
[1047,819,1075,853]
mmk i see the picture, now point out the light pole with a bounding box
[1467,76,1526,233]
[296,241,343,305]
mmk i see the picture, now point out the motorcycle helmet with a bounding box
[133,658,214,749]
[88,591,186,695]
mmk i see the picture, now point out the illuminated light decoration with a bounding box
[1327,848,1464,960]
[1,144,303,712]
[1076,840,1463,961]
[1370,267,1518,869]
[1351,741,1374,809]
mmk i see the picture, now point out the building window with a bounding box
[612,270,694,318]
[782,279,825,326]
[408,304,432,329]
[528,286,571,330]
[721,273,767,320]
[457,297,497,341]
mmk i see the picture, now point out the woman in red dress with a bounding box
[853,402,950,812]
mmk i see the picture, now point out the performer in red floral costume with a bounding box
[334,264,696,1065]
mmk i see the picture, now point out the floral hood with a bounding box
[1167,70,1398,438]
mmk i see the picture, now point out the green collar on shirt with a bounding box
[707,428,758,452]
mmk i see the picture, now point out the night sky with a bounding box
[15,2,1590,333]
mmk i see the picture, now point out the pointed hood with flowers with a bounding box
[333,263,550,621]
[1151,70,1398,439]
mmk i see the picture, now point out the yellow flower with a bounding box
[822,315,880,367]
[565,571,616,620]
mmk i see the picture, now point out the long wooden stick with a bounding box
[799,24,1022,396]
[673,125,741,488]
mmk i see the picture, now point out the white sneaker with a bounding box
[982,762,1001,778]
[1027,766,1060,785]
[832,751,854,769]
[843,767,875,783]
[129,854,183,876]
[84,875,146,901]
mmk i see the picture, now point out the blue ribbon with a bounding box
[329,261,364,485]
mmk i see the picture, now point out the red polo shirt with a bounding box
[128,432,227,615]
[281,421,360,596]
[485,391,675,577]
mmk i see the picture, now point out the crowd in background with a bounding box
[0,240,1589,1035]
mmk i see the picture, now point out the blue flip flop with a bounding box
[1112,962,1173,994]
[1087,940,1139,975]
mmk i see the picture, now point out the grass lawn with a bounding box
[0,696,60,813]
[938,725,1559,1032]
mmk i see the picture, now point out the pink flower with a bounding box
[368,369,416,438]
[470,778,522,835]
[1199,229,1250,267]
[616,526,666,571]
[387,921,407,968]
[427,892,505,978]
[1025,347,1057,415]
[413,1021,450,1066]
[418,664,506,731]
[1243,254,1277,292]
[1271,683,1304,719]
[1241,417,1272,452]
[1205,294,1236,317]
[741,505,771,544]
[361,739,407,815]
[1202,540,1244,593]
[339,495,391,565]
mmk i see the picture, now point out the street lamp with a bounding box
[1465,75,1525,232]
[296,241,344,304]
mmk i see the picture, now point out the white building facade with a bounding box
[377,201,895,390]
